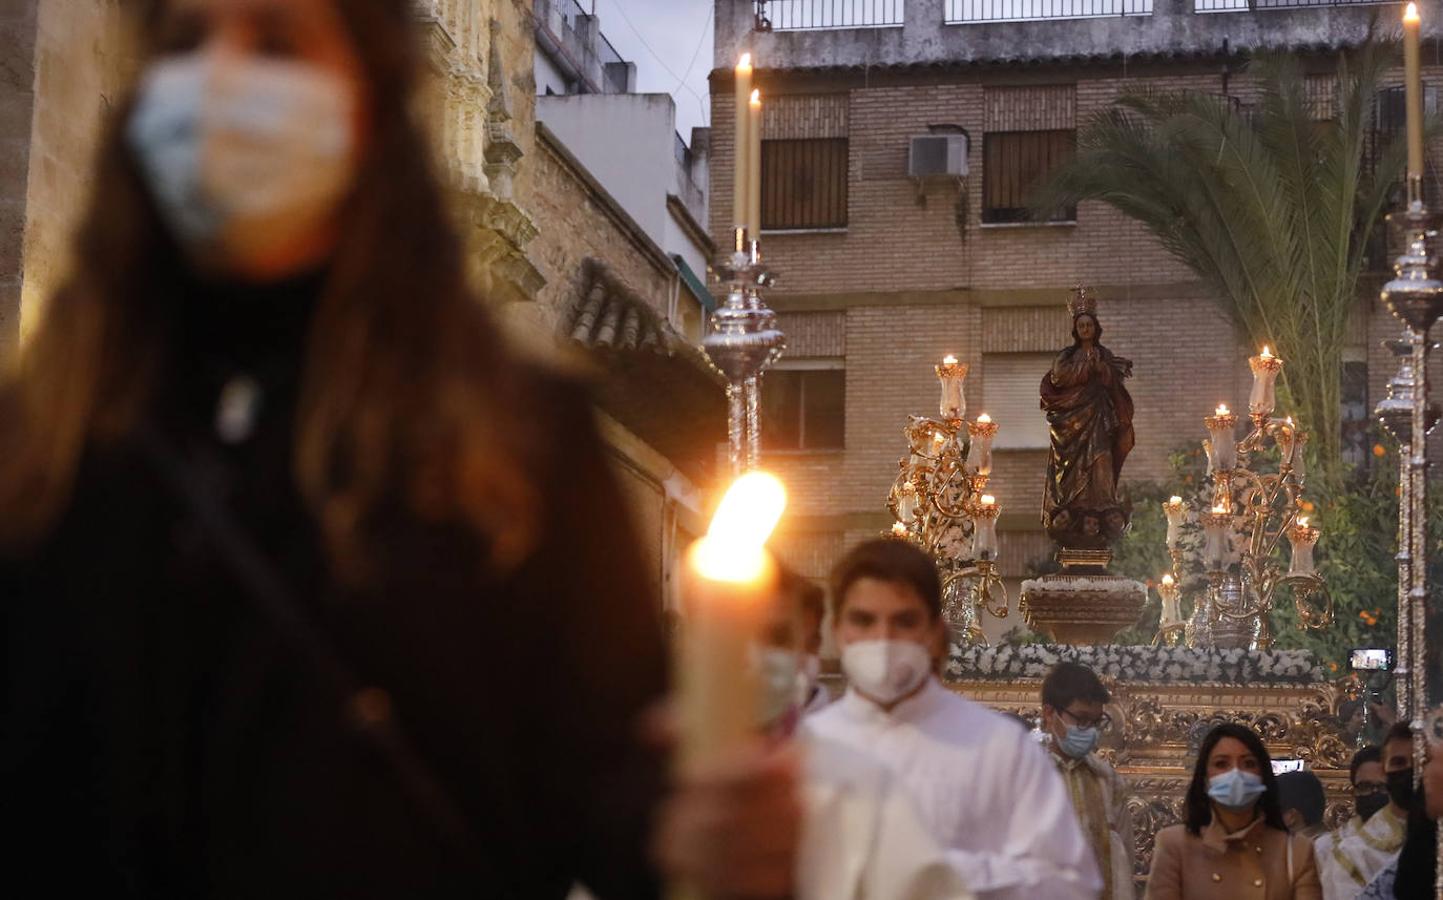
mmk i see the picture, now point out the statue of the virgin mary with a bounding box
[1040,288,1135,548]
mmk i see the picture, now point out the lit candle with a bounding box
[1158,574,1182,628]
[1248,346,1283,418]
[1287,516,1321,577]
[1405,3,1424,181]
[968,413,998,476]
[1201,505,1232,572]
[897,480,918,523]
[1205,405,1239,472]
[747,90,763,245]
[1279,420,1308,479]
[891,522,908,539]
[678,472,786,773]
[733,53,753,240]
[1163,496,1187,549]
[973,494,1001,561]
[937,355,969,420]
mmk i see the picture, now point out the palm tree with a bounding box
[1031,41,1413,489]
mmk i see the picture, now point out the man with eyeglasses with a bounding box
[1039,662,1135,900]
[1315,745,1404,900]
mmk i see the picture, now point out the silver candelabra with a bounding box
[704,238,786,474]
[1378,174,1443,892]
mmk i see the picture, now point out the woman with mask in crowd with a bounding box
[1145,723,1320,900]
[0,1,797,896]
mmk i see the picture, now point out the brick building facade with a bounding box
[709,0,1443,640]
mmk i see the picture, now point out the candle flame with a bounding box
[1215,404,1230,416]
[1405,2,1419,24]
[943,354,959,365]
[892,522,908,536]
[980,495,996,506]
[1162,574,1175,586]
[694,472,788,583]
[1212,504,1227,514]
[1297,516,1309,528]
[977,413,992,423]
[1260,345,1273,359]
[750,88,761,106]
[1168,495,1183,505]
[738,52,752,68]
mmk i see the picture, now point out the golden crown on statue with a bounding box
[1067,285,1097,319]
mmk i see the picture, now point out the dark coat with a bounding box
[1,276,667,898]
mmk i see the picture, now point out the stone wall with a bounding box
[0,0,40,358]
[4,0,132,355]
[521,126,675,339]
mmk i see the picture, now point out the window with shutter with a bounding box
[979,353,1053,450]
[982,130,1076,223]
[761,365,846,451]
[761,95,850,231]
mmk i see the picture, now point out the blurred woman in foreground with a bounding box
[1145,723,1320,900]
[0,1,676,895]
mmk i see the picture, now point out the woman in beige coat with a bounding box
[1144,724,1321,900]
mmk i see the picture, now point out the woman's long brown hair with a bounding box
[0,0,541,577]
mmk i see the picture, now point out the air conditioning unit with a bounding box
[908,133,969,179]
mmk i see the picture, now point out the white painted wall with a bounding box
[537,92,709,266]
[534,50,570,96]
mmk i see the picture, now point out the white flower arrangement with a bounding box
[946,642,1323,685]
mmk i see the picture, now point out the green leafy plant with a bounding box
[1031,41,1424,490]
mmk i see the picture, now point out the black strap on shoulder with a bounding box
[136,429,491,868]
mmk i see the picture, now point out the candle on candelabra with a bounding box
[746,89,762,245]
[1286,516,1322,578]
[678,471,786,772]
[1201,504,1232,573]
[968,413,998,476]
[973,494,1001,560]
[1163,495,1187,549]
[1248,346,1283,418]
[937,355,969,420]
[1205,404,1239,471]
[1404,3,1424,181]
[1158,574,1183,628]
[898,480,918,523]
[732,53,753,243]
[1278,419,1308,478]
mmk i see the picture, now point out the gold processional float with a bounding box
[886,291,1364,888]
[883,6,1443,887]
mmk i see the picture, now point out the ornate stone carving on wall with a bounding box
[414,1,544,305]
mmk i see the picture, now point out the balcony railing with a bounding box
[761,0,905,31]
[946,0,1151,22]
[1194,0,1399,12]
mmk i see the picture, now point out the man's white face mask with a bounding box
[840,639,930,705]
[127,51,357,271]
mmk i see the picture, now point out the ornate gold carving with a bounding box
[950,675,1354,884]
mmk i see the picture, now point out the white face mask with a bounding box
[841,639,932,706]
[127,51,357,271]
[755,646,801,726]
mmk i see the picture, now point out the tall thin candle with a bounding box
[747,89,763,244]
[1404,3,1424,180]
[733,54,753,237]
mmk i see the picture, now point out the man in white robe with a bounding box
[804,539,1101,900]
[1317,741,1407,899]
[648,556,974,900]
